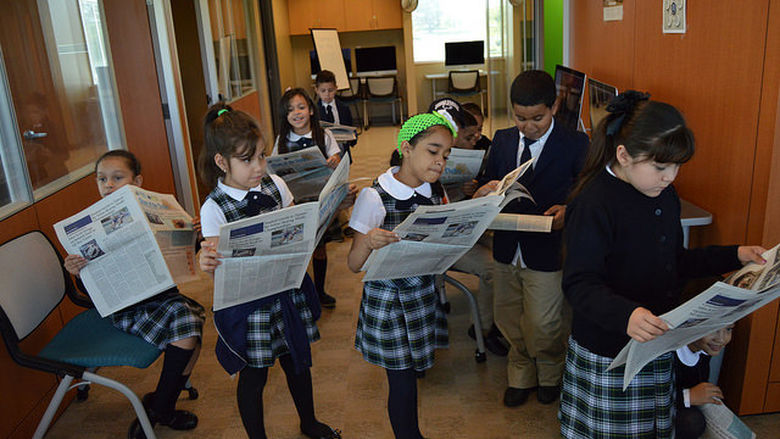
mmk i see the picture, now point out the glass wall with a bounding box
[206,0,257,102]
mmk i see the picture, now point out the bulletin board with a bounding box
[310,28,349,90]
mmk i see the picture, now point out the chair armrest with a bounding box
[65,276,94,309]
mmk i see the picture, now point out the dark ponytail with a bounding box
[199,102,264,188]
[277,88,327,157]
[570,91,695,200]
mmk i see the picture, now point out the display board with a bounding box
[310,28,349,90]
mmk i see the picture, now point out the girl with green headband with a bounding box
[346,113,494,439]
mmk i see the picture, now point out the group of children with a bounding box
[59,67,767,439]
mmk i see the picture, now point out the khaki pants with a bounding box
[493,261,569,388]
[451,233,494,330]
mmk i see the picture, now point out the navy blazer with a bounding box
[480,123,589,270]
[318,98,353,127]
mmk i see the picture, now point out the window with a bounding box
[0,51,32,219]
[412,0,503,63]
[206,0,257,102]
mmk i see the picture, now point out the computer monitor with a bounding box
[588,78,618,132]
[444,41,485,68]
[354,46,397,77]
[553,65,587,132]
[310,48,352,78]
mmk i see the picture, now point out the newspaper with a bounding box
[54,185,197,317]
[320,121,357,143]
[440,148,485,185]
[489,213,553,232]
[212,159,349,310]
[609,244,780,390]
[266,146,332,202]
[700,400,756,439]
[360,160,532,281]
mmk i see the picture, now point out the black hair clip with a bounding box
[605,90,650,136]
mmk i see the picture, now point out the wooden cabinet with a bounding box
[288,0,401,35]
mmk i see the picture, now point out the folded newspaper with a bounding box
[440,147,485,185]
[320,121,358,143]
[265,146,333,202]
[609,244,780,390]
[54,185,198,317]
[700,400,756,439]
[360,159,533,281]
[212,156,350,311]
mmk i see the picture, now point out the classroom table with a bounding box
[680,199,713,248]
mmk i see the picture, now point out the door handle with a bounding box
[23,130,48,140]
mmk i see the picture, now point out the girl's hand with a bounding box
[544,204,567,230]
[199,241,222,274]
[337,184,358,211]
[472,180,499,198]
[64,254,87,276]
[462,180,478,197]
[326,155,341,169]
[689,383,724,406]
[737,246,767,265]
[366,228,400,251]
[627,307,669,342]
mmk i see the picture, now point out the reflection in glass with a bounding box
[208,0,256,102]
[0,49,32,217]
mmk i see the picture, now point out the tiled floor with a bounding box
[45,123,780,438]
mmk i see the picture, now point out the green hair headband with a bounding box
[396,112,457,157]
[218,109,230,116]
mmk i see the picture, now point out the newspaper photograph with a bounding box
[320,121,357,143]
[609,244,780,389]
[440,148,485,185]
[490,158,533,197]
[213,202,319,311]
[54,185,197,317]
[315,153,350,244]
[266,146,332,202]
[700,400,756,439]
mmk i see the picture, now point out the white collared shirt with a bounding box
[348,167,433,234]
[200,175,293,238]
[676,345,705,408]
[322,101,340,125]
[271,129,340,157]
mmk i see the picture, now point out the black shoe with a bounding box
[503,387,533,407]
[537,385,561,404]
[415,370,426,379]
[468,325,509,356]
[140,392,198,430]
[319,291,336,308]
[301,421,342,439]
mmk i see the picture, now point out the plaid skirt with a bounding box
[246,287,320,368]
[111,288,205,350]
[355,275,448,371]
[559,337,675,439]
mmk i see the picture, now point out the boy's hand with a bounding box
[366,228,400,251]
[337,184,358,211]
[544,204,567,230]
[462,180,478,197]
[472,180,499,198]
[689,383,724,406]
[326,155,341,169]
[737,245,767,265]
[199,241,222,274]
[627,307,669,342]
[64,254,87,276]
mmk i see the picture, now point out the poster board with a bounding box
[310,28,349,90]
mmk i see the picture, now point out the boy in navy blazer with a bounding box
[315,70,354,127]
[480,70,588,407]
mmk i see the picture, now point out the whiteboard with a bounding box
[310,28,349,90]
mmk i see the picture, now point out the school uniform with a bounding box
[675,346,711,438]
[349,167,448,371]
[272,129,341,158]
[200,176,320,371]
[559,168,740,438]
[479,119,588,389]
[318,98,353,127]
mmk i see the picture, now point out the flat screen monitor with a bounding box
[354,46,397,77]
[445,41,485,67]
[554,65,587,132]
[310,48,351,77]
[588,78,618,132]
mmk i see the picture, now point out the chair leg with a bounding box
[443,274,486,358]
[83,371,157,439]
[33,375,74,439]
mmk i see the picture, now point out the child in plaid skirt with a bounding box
[64,150,205,437]
[559,92,765,438]
[198,103,342,439]
[347,112,496,439]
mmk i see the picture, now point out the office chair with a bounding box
[447,70,486,116]
[437,271,487,363]
[364,76,404,129]
[0,231,164,439]
[336,78,364,134]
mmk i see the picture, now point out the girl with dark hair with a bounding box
[559,91,766,438]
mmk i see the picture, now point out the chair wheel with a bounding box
[186,386,199,400]
[76,384,90,401]
[475,350,487,363]
[442,302,451,314]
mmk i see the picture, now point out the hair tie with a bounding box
[396,112,458,158]
[218,109,230,117]
[605,90,650,137]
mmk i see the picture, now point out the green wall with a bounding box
[543,0,563,76]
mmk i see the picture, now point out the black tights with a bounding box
[236,355,318,439]
[386,368,424,439]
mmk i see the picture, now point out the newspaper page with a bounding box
[700,400,756,439]
[315,153,350,244]
[213,203,318,311]
[440,148,485,185]
[266,146,332,202]
[320,121,357,142]
[609,244,780,389]
[489,213,553,232]
[361,196,503,281]
[54,185,196,317]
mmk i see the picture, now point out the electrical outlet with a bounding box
[662,0,686,34]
